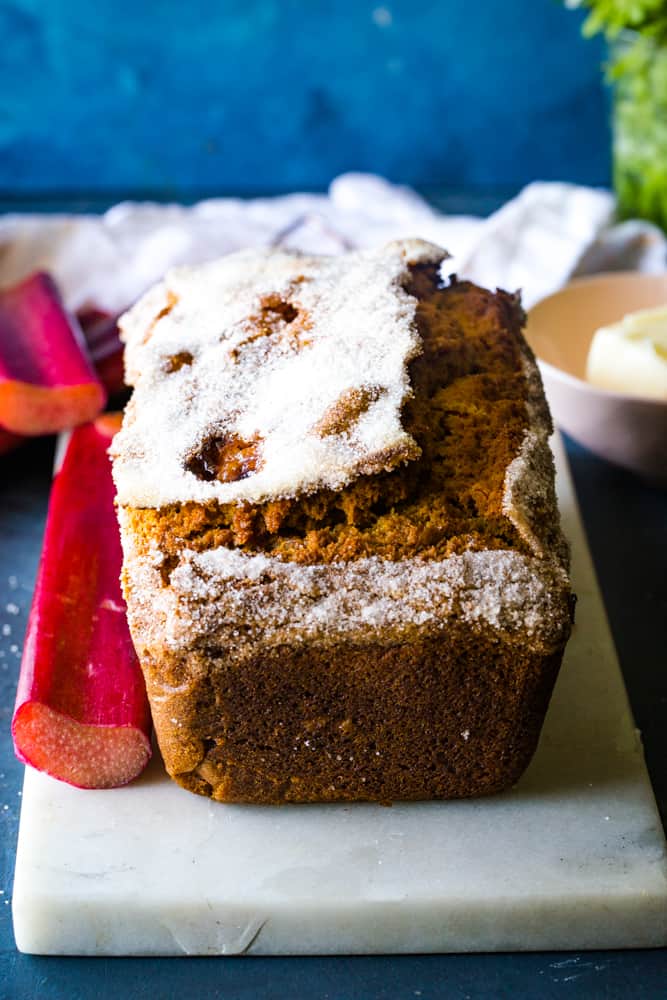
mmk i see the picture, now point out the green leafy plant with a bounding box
[567,1,667,229]
[568,1,667,40]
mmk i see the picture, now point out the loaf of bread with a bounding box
[111,239,573,803]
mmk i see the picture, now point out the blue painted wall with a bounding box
[0,0,609,195]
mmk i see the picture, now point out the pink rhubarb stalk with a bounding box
[78,308,126,396]
[12,414,152,788]
[0,272,106,434]
[94,347,126,396]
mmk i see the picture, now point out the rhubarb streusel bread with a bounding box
[111,239,573,803]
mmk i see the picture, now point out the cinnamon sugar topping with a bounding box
[314,385,384,437]
[112,239,447,507]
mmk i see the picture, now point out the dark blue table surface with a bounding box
[1,196,666,1000]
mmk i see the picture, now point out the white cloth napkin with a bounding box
[0,173,664,314]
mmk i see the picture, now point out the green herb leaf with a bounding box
[570,1,667,39]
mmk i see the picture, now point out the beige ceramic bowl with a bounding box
[525,272,667,486]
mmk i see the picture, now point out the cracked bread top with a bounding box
[112,239,446,508]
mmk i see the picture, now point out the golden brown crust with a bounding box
[140,634,566,804]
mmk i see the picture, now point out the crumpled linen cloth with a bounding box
[0,173,665,315]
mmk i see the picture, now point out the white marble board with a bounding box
[11,435,667,955]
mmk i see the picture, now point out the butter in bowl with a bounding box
[525,272,667,486]
[586,304,667,401]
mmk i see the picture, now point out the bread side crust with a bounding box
[503,339,569,567]
[121,522,570,657]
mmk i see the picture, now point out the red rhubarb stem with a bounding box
[94,347,126,396]
[0,272,106,434]
[78,308,122,361]
[12,415,152,788]
[77,308,126,395]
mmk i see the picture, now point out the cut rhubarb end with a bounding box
[13,702,151,789]
[0,380,106,435]
[13,417,152,789]
[94,411,124,436]
[0,272,107,434]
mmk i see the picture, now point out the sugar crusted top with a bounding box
[112,239,447,507]
[119,525,571,657]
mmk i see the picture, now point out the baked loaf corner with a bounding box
[113,239,573,803]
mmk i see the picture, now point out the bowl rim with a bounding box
[527,271,667,408]
[535,357,667,407]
